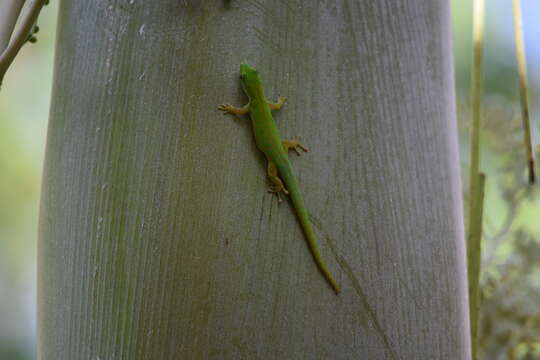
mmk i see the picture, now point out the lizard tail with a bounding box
[278,161,340,294]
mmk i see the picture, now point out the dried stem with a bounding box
[0,0,47,87]
[468,1,485,359]
[0,0,25,53]
[468,173,486,360]
[512,0,535,184]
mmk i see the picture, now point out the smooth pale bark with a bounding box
[38,1,470,359]
[0,0,24,52]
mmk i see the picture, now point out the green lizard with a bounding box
[218,63,340,294]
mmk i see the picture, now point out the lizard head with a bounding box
[239,63,264,100]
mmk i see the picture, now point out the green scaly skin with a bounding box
[218,63,340,294]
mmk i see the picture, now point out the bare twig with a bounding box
[468,0,485,232]
[468,173,486,360]
[0,0,47,86]
[468,1,485,359]
[0,0,25,53]
[512,0,535,184]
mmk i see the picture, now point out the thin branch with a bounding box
[468,1,485,359]
[0,0,47,86]
[0,0,25,53]
[512,0,535,184]
[467,0,485,234]
[468,173,486,360]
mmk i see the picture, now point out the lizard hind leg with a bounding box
[266,160,288,202]
[282,137,309,155]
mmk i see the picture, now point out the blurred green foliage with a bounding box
[454,1,540,358]
[0,2,57,359]
[0,1,538,359]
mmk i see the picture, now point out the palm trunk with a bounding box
[38,1,470,358]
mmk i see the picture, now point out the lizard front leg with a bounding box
[268,95,286,111]
[217,103,250,116]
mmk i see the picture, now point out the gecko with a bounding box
[218,63,340,294]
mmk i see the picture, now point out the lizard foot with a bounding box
[283,137,309,155]
[268,183,289,203]
[268,95,287,110]
[217,103,249,116]
[275,95,287,106]
[217,104,236,115]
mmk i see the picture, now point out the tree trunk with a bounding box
[38,1,470,359]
